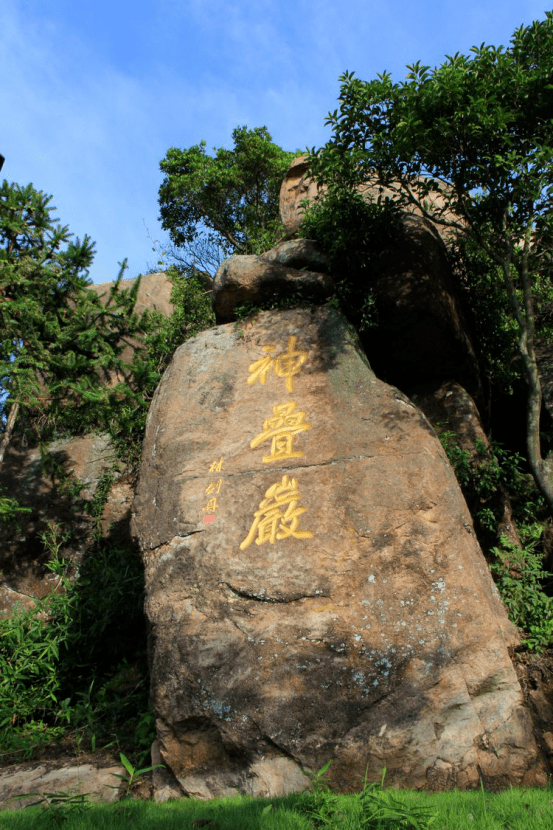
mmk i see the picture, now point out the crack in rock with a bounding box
[173,453,378,483]
[221,581,329,604]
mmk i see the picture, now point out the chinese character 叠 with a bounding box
[247,336,308,393]
[250,401,311,463]
[240,474,313,550]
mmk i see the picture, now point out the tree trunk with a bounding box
[0,401,19,475]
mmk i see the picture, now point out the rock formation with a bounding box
[279,156,481,401]
[212,254,335,324]
[132,305,545,796]
[3,167,552,802]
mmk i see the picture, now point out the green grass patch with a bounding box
[1,785,553,830]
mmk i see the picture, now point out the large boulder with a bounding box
[212,255,335,323]
[132,305,544,796]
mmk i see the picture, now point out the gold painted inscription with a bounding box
[240,474,313,550]
[250,401,311,463]
[247,335,308,393]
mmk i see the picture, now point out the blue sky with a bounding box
[2,0,550,284]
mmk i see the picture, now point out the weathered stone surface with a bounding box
[260,239,329,272]
[0,761,124,810]
[132,306,544,794]
[279,156,322,236]
[212,255,335,323]
[413,381,520,548]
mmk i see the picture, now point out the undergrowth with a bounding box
[0,526,150,764]
[439,430,553,651]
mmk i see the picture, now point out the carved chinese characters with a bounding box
[250,402,311,463]
[242,336,313,549]
[247,335,307,392]
[202,457,224,523]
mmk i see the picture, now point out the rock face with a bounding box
[132,305,544,796]
[0,760,124,810]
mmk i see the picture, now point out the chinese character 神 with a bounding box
[247,336,308,393]
[209,457,224,473]
[240,474,313,550]
[250,401,311,463]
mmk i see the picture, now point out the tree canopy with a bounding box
[0,180,144,468]
[158,126,294,274]
[307,13,553,509]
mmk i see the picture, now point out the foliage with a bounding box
[19,791,91,827]
[4,786,553,830]
[294,761,343,827]
[0,186,215,759]
[158,126,294,273]
[490,530,553,651]
[0,523,148,762]
[439,430,553,650]
[0,261,215,762]
[300,187,401,333]
[448,234,553,397]
[439,432,542,540]
[106,268,215,468]
[0,179,149,459]
[307,13,553,508]
[294,765,436,830]
[110,752,163,799]
[0,490,31,525]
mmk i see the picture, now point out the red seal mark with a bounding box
[203,514,216,523]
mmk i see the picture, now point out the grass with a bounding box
[1,785,553,829]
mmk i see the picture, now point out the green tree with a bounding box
[0,180,143,470]
[308,13,553,509]
[158,126,294,274]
